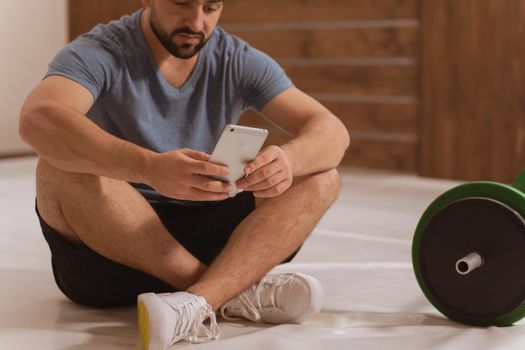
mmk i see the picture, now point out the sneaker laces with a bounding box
[220,274,296,322]
[165,295,220,344]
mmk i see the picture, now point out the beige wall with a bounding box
[0,0,67,156]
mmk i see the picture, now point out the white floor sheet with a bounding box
[1,157,524,349]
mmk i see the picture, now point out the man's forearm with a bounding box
[282,114,350,177]
[19,101,155,184]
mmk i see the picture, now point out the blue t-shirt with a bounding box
[46,9,293,203]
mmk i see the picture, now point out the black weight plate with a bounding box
[419,197,525,322]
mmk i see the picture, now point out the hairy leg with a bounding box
[187,169,341,310]
[36,158,206,290]
[38,158,339,309]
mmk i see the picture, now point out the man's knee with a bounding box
[37,159,104,195]
[308,168,342,204]
[291,168,341,210]
[36,159,86,243]
[36,158,118,244]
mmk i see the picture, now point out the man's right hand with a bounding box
[146,148,233,201]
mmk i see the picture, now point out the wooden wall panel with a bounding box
[420,0,525,182]
[325,102,418,134]
[240,103,418,134]
[283,65,416,96]
[69,0,142,39]
[220,0,417,22]
[222,1,420,171]
[342,139,416,171]
[225,27,417,58]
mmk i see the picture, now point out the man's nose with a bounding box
[184,5,205,33]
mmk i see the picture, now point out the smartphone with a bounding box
[209,124,268,185]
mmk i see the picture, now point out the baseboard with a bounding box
[0,151,37,159]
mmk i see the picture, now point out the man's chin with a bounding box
[168,43,201,59]
[171,50,198,59]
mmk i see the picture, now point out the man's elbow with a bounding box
[18,102,52,149]
[341,126,351,152]
[333,115,350,154]
[19,106,38,146]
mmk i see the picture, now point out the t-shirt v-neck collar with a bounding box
[135,9,209,97]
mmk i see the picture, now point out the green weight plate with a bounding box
[419,197,525,323]
[413,181,525,326]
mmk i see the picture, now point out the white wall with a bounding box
[0,0,67,155]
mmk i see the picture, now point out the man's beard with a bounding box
[149,18,208,59]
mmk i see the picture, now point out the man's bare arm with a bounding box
[19,76,155,183]
[236,87,349,198]
[260,87,350,177]
[19,76,232,201]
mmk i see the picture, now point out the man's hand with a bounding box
[146,148,233,201]
[236,145,293,198]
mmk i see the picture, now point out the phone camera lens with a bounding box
[230,128,234,132]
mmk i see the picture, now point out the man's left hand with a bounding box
[236,145,293,198]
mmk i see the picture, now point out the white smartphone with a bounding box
[209,124,268,185]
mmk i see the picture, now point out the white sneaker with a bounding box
[219,273,323,324]
[137,292,220,350]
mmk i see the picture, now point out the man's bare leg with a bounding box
[187,169,341,310]
[38,157,339,309]
[36,158,206,290]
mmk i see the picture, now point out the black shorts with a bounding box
[37,191,299,308]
